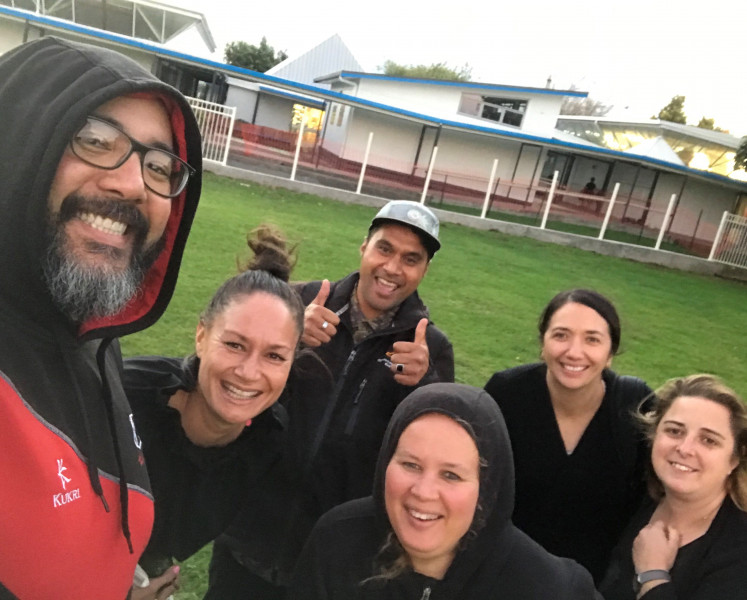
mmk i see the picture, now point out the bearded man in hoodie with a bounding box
[0,37,202,599]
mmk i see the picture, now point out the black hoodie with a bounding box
[289,383,601,599]
[0,38,201,599]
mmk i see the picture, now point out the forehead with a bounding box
[92,95,173,146]
[662,395,734,434]
[547,301,610,333]
[214,292,299,337]
[368,223,427,255]
[399,413,477,455]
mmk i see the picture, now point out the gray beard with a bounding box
[43,241,146,323]
[43,230,150,323]
[43,193,164,323]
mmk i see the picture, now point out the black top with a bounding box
[600,496,747,600]
[123,356,287,564]
[484,363,651,582]
[289,383,601,600]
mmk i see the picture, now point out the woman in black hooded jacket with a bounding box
[288,382,601,599]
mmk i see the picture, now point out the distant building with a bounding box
[0,1,227,102]
[309,70,747,234]
[224,34,360,130]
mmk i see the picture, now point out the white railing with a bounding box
[187,97,236,166]
[709,212,747,269]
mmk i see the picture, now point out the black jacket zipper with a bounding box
[343,378,367,436]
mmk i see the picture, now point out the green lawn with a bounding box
[121,172,747,597]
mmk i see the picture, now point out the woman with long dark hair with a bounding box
[484,289,652,582]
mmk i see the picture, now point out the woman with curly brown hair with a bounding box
[600,374,747,600]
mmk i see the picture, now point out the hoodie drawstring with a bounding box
[96,338,134,553]
[61,340,110,513]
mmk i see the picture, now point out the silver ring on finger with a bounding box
[395,363,404,373]
[321,321,329,330]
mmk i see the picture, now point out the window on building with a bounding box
[459,94,527,128]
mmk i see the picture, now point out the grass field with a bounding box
[122,171,747,597]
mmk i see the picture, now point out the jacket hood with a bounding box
[0,36,202,340]
[372,383,515,571]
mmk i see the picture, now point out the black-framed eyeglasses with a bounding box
[70,116,195,198]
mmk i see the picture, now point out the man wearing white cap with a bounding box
[207,200,454,598]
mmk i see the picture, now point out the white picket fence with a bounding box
[187,97,236,166]
[709,212,747,269]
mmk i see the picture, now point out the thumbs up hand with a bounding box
[389,318,430,386]
[301,280,340,347]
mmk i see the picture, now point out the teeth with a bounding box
[563,365,585,372]
[223,383,260,400]
[376,277,397,290]
[409,508,439,521]
[671,462,694,472]
[79,212,127,235]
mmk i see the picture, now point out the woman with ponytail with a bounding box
[124,225,306,593]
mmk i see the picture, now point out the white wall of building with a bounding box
[336,108,422,170]
[347,78,566,137]
[521,95,566,134]
[254,95,293,131]
[225,79,259,123]
[675,179,737,239]
[429,129,521,179]
[606,162,659,222]
[0,19,25,54]
[647,173,736,240]
[326,104,551,203]
[647,173,685,231]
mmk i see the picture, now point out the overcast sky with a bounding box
[168,0,747,137]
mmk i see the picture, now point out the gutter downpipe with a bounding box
[315,100,329,168]
[412,126,428,177]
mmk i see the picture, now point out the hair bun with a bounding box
[242,224,297,283]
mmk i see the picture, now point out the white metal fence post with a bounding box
[708,211,729,261]
[420,146,439,205]
[356,131,374,195]
[598,182,620,240]
[220,109,236,166]
[655,194,677,250]
[540,171,559,230]
[290,119,305,181]
[480,159,499,219]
